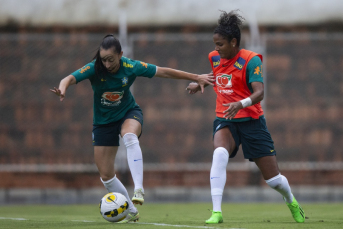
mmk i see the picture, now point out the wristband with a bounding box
[240,97,252,108]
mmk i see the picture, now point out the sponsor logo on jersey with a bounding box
[211,55,220,68]
[216,73,234,95]
[216,73,232,88]
[218,88,234,94]
[234,57,246,70]
[123,62,133,68]
[122,77,128,87]
[79,65,91,73]
[101,91,124,106]
[140,62,148,68]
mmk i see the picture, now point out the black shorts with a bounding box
[213,116,276,161]
[92,106,143,146]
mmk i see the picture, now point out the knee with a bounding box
[213,147,229,158]
[266,173,283,189]
[212,147,229,167]
[122,133,139,147]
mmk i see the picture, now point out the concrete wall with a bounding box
[1,0,343,27]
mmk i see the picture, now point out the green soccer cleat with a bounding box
[285,196,305,223]
[132,188,145,205]
[205,210,223,224]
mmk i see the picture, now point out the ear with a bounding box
[231,38,238,47]
[119,51,123,58]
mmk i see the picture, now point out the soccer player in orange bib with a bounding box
[187,10,305,224]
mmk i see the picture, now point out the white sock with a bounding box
[266,173,294,203]
[123,133,144,192]
[101,175,137,212]
[210,147,229,212]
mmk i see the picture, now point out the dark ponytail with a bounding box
[93,34,122,78]
[214,10,244,47]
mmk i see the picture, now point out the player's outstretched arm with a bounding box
[50,75,76,101]
[155,67,214,93]
[186,71,213,94]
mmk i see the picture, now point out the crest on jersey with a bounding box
[216,73,232,88]
[216,73,233,95]
[101,91,124,106]
[122,77,128,87]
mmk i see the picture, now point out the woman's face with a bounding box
[213,33,237,59]
[99,47,123,74]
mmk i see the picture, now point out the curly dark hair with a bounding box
[214,10,245,47]
[93,34,122,78]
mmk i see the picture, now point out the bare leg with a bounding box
[255,155,294,203]
[94,145,137,213]
[213,127,235,155]
[94,146,118,181]
[253,155,280,180]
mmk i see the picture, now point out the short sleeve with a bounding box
[246,56,263,83]
[132,60,157,78]
[71,61,96,83]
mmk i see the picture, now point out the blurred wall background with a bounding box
[0,0,343,204]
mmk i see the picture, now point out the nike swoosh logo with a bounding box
[215,124,221,131]
[211,177,220,179]
[134,159,142,162]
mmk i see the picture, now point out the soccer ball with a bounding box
[99,192,129,222]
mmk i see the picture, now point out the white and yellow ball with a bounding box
[99,192,129,222]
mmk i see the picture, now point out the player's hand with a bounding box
[197,73,215,93]
[186,82,201,94]
[223,101,243,119]
[50,87,66,101]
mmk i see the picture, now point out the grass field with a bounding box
[0,203,343,229]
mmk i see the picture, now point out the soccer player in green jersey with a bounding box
[51,34,214,223]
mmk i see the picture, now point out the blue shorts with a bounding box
[92,106,143,146]
[213,116,276,161]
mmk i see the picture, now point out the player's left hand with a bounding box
[223,101,243,119]
[186,82,201,94]
[197,73,215,93]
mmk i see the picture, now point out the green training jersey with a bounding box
[71,56,157,125]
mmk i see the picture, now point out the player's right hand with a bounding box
[197,73,215,93]
[50,87,65,101]
[186,82,201,94]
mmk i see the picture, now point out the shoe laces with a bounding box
[134,189,144,197]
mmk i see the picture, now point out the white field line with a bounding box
[0,217,27,220]
[137,222,244,229]
[0,218,245,229]
[71,220,95,222]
